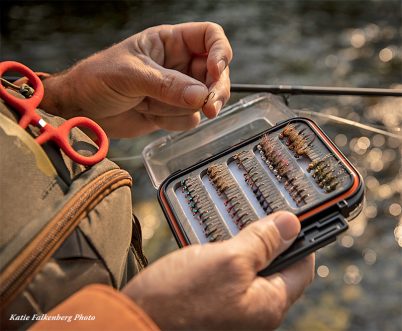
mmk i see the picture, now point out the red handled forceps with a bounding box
[0,61,108,166]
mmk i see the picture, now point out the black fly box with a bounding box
[143,93,364,275]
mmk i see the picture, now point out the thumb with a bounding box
[228,211,301,273]
[141,63,209,109]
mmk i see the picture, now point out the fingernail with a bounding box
[184,85,208,106]
[217,59,226,75]
[273,213,300,241]
[213,100,222,113]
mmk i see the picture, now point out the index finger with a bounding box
[179,22,233,81]
[267,254,315,308]
[244,254,315,328]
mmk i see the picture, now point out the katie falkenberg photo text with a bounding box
[9,313,96,323]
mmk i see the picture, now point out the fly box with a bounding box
[143,93,365,275]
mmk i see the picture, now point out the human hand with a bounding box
[41,22,232,138]
[123,211,315,330]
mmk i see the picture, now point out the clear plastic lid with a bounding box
[142,93,296,188]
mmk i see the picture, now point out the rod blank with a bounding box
[231,83,402,97]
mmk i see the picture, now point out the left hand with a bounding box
[123,212,315,330]
[41,22,232,138]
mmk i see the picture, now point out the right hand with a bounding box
[41,22,232,138]
[123,211,315,330]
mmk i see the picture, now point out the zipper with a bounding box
[0,168,132,308]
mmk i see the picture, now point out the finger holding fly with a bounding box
[202,67,230,119]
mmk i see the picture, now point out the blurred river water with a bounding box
[1,1,401,330]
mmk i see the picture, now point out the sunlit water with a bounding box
[2,1,401,330]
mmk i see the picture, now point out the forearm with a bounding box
[40,60,113,121]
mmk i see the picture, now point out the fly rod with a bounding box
[230,83,402,97]
[4,77,402,97]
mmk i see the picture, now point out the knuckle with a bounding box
[249,223,278,260]
[263,238,276,262]
[221,246,245,271]
[159,75,176,97]
[206,21,224,33]
[225,245,241,261]
[157,24,171,30]
[151,24,173,35]
[268,295,287,329]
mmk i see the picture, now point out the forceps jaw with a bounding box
[0,61,44,111]
[0,61,45,130]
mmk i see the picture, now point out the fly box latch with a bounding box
[259,212,348,276]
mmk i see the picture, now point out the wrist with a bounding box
[40,70,77,119]
[122,275,177,330]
